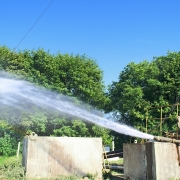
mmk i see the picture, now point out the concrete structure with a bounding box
[22,136,102,179]
[123,142,180,180]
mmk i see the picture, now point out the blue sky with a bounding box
[1,0,180,86]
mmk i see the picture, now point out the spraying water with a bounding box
[0,72,154,139]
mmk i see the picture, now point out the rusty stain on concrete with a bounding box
[23,137,102,179]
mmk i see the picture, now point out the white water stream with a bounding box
[0,73,154,139]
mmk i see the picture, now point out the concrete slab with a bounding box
[22,136,102,179]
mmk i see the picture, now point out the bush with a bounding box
[0,133,17,156]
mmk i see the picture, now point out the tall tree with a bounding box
[0,46,112,150]
[107,52,180,135]
[0,47,108,109]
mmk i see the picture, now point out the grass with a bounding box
[0,155,25,179]
[0,156,19,165]
[104,158,123,166]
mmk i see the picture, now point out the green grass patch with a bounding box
[0,155,25,180]
[104,158,123,166]
[0,156,19,165]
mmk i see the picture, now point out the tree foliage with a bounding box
[107,52,180,135]
[0,46,107,109]
[0,46,112,156]
[0,133,17,156]
[4,46,180,153]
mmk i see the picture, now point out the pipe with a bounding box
[105,165,124,170]
[104,149,123,159]
[163,132,180,139]
[154,136,180,144]
[105,152,123,159]
[105,149,123,155]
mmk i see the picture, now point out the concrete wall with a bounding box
[123,142,180,180]
[22,136,102,179]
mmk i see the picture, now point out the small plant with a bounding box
[0,156,25,180]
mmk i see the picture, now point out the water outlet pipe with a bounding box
[154,136,180,144]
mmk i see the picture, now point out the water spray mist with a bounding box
[0,72,154,139]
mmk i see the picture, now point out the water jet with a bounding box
[0,74,153,139]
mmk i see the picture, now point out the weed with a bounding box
[0,156,25,179]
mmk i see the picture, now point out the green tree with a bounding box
[0,46,108,109]
[91,125,112,146]
[0,46,112,150]
[52,119,90,137]
[107,52,180,135]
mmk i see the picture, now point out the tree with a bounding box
[0,46,112,153]
[52,119,90,137]
[107,52,180,135]
[91,125,112,146]
[0,46,108,109]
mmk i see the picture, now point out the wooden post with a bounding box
[112,136,114,151]
[16,142,21,158]
[177,104,179,139]
[160,106,162,136]
[146,109,148,134]
[177,103,179,117]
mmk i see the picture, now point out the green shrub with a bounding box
[0,132,17,156]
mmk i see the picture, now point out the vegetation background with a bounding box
[0,46,180,157]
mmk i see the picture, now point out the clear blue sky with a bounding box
[1,0,180,86]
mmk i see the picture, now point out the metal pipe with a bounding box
[105,149,123,155]
[154,136,180,144]
[105,153,123,159]
[104,165,124,170]
[104,150,123,159]
[163,132,180,139]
